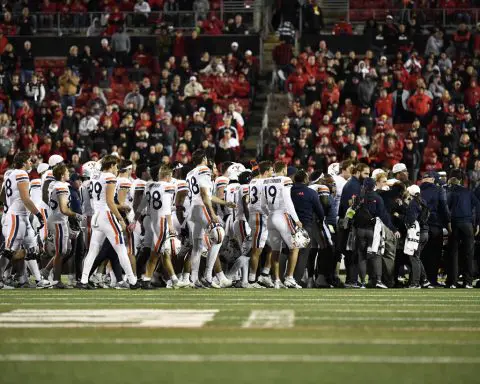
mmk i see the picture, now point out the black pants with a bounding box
[408,230,428,286]
[448,222,475,286]
[90,240,123,282]
[337,220,357,284]
[421,225,443,284]
[356,227,382,285]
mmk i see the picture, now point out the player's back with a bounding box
[235,184,250,221]
[4,169,29,215]
[47,180,70,223]
[147,181,175,224]
[80,179,94,217]
[224,182,240,218]
[186,165,212,207]
[116,177,133,205]
[30,178,43,209]
[90,172,116,212]
[248,178,265,214]
[262,175,292,213]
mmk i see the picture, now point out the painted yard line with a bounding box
[1,354,480,364]
[0,309,218,328]
[6,337,480,346]
[242,310,295,328]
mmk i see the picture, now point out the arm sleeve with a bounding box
[378,196,396,231]
[438,188,451,225]
[405,200,417,227]
[471,192,480,225]
[284,185,299,223]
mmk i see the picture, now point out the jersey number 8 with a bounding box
[5,179,12,197]
[187,176,199,198]
[147,190,163,210]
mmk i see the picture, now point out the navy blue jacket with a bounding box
[405,196,428,231]
[420,182,450,228]
[291,183,325,227]
[447,184,480,225]
[339,176,361,219]
[68,185,82,214]
[361,191,396,231]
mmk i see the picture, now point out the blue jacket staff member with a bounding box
[446,170,480,289]
[291,169,325,285]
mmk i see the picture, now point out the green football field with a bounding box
[0,289,479,384]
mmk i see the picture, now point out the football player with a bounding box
[0,152,50,288]
[77,155,139,289]
[262,161,303,289]
[186,149,235,288]
[47,164,83,288]
[247,161,274,288]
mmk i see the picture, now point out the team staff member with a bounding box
[446,170,480,289]
[291,169,325,285]
[420,171,451,287]
[338,163,370,287]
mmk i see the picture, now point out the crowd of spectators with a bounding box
[272,17,480,188]
[0,0,253,36]
[0,14,259,179]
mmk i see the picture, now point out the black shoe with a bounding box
[52,281,66,289]
[76,282,95,290]
[129,281,142,290]
[140,281,158,290]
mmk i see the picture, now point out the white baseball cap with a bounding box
[372,168,386,179]
[190,76,197,82]
[231,42,239,48]
[407,184,421,196]
[37,163,49,174]
[392,163,407,174]
[48,155,64,167]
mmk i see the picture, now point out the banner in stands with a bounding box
[8,35,261,57]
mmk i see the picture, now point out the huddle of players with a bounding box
[0,148,310,289]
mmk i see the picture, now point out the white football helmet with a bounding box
[208,223,225,245]
[82,161,97,179]
[292,228,311,249]
[327,163,340,177]
[226,163,246,181]
[160,234,182,256]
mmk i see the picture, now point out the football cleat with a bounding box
[375,282,388,289]
[129,281,142,290]
[274,280,287,289]
[36,279,53,289]
[247,282,265,289]
[258,275,274,288]
[76,282,95,290]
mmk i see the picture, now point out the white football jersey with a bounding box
[47,181,70,223]
[80,180,94,217]
[262,176,299,222]
[224,182,240,219]
[186,165,212,206]
[214,175,229,217]
[172,178,190,211]
[41,169,55,191]
[146,181,174,225]
[248,178,266,215]
[116,177,133,206]
[30,178,43,209]
[235,184,250,221]
[90,172,116,211]
[3,169,30,215]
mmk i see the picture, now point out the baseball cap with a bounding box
[363,177,375,192]
[407,184,421,196]
[231,42,239,48]
[70,173,80,182]
[422,171,435,179]
[48,154,64,167]
[392,163,407,174]
[37,163,49,174]
[287,166,297,177]
[199,107,206,112]
[190,76,197,82]
[372,168,386,179]
[245,50,252,56]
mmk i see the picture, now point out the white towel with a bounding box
[368,217,385,255]
[404,221,420,256]
[322,220,333,246]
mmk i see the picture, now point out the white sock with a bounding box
[190,240,203,283]
[26,260,41,281]
[261,267,270,275]
[182,272,190,282]
[249,273,256,282]
[171,274,178,283]
[216,271,226,281]
[204,243,221,282]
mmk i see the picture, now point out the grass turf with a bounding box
[0,289,479,384]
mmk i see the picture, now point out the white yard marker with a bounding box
[1,354,480,364]
[0,309,218,328]
[242,310,295,328]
